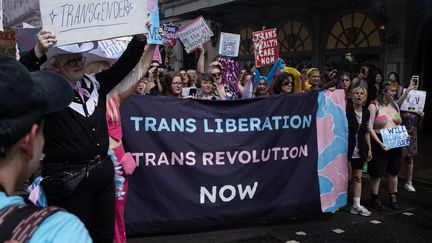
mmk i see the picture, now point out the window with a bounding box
[326,12,381,49]
[278,21,312,52]
[239,27,254,56]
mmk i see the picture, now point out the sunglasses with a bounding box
[65,57,86,67]
[211,72,221,78]
[283,81,293,86]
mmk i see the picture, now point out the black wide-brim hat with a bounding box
[0,55,73,152]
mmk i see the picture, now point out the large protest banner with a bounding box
[176,16,213,53]
[218,32,241,57]
[121,90,348,235]
[39,0,149,46]
[316,90,349,212]
[253,28,278,67]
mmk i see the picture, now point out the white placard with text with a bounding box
[39,0,149,46]
[400,90,426,113]
[380,125,410,149]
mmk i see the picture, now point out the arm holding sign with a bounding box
[396,79,418,107]
[197,45,205,74]
[117,44,156,103]
[96,35,147,96]
[19,29,56,71]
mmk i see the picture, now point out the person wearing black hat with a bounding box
[19,26,148,242]
[0,55,91,242]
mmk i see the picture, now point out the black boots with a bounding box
[389,193,400,210]
[370,194,386,211]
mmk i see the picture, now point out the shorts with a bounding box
[368,134,402,177]
[350,158,365,170]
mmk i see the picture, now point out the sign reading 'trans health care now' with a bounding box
[39,0,149,46]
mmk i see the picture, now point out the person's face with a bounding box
[340,75,351,90]
[281,77,294,94]
[388,73,396,82]
[384,85,397,101]
[360,66,369,78]
[308,71,320,85]
[257,79,267,95]
[352,89,366,105]
[188,70,198,81]
[136,79,146,94]
[171,76,183,96]
[179,71,188,83]
[211,68,222,84]
[201,80,213,94]
[375,73,383,84]
[60,55,86,81]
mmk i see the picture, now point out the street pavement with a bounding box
[129,177,432,243]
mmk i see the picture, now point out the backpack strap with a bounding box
[0,205,63,242]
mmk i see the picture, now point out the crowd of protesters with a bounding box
[132,46,424,218]
[0,23,425,242]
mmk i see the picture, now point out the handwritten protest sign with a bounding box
[176,17,213,53]
[380,125,410,149]
[0,28,17,58]
[39,0,149,46]
[218,32,240,57]
[400,90,427,112]
[162,24,179,46]
[147,0,162,45]
[253,28,278,67]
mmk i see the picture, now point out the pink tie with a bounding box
[75,80,91,101]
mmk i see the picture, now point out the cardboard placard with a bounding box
[400,90,427,113]
[218,32,240,57]
[380,125,410,149]
[39,0,149,46]
[98,37,131,58]
[147,0,163,45]
[253,28,278,67]
[162,24,179,46]
[0,28,17,58]
[176,17,213,53]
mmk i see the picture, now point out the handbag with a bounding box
[41,168,88,201]
[41,156,104,201]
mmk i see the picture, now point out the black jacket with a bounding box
[346,102,370,162]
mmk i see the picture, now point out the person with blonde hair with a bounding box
[347,86,372,216]
[19,27,148,242]
[368,80,403,211]
[306,68,321,91]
